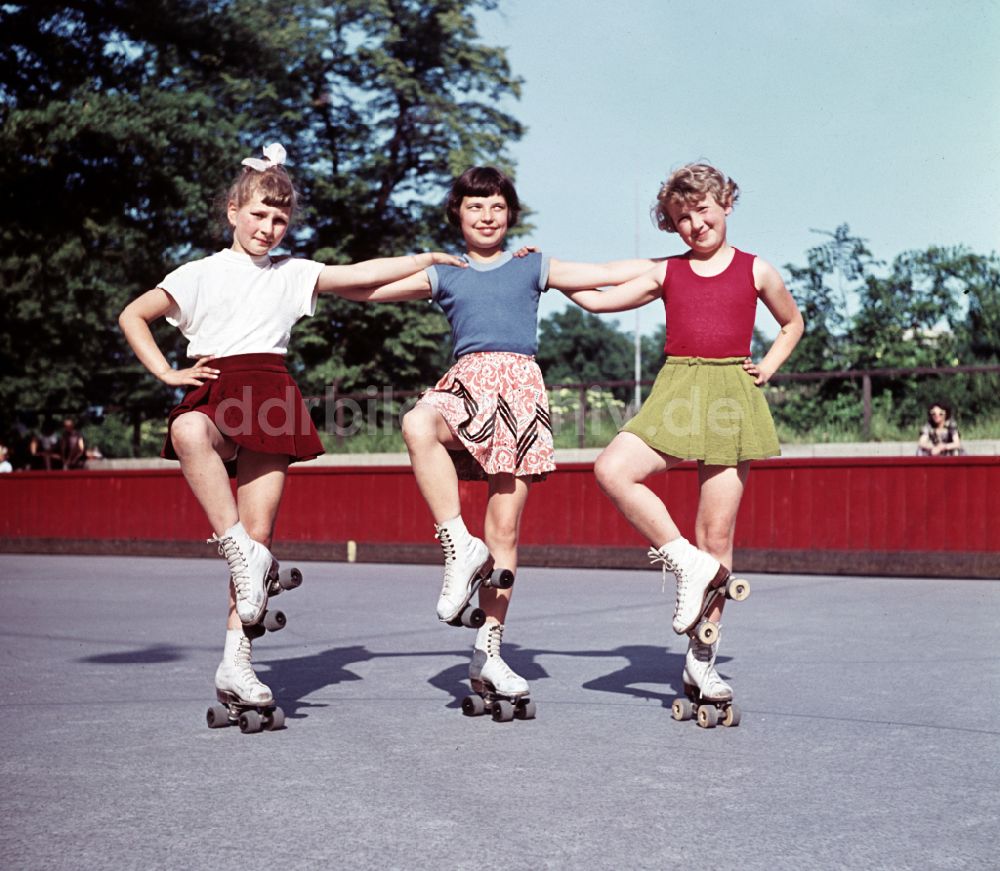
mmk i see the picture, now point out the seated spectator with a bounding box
[0,444,11,473]
[29,423,61,470]
[59,417,87,470]
[917,402,962,456]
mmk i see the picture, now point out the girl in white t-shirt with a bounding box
[119,143,463,724]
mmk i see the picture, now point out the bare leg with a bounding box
[402,405,463,522]
[219,450,289,630]
[479,474,531,624]
[695,462,750,623]
[170,411,239,535]
[594,432,684,544]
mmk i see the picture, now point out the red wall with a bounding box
[3,456,998,575]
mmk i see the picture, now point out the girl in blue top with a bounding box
[340,166,652,713]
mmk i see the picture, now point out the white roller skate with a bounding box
[462,621,535,722]
[211,521,274,626]
[207,629,285,733]
[672,632,741,729]
[434,516,493,623]
[649,537,747,636]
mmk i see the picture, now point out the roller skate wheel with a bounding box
[696,706,718,729]
[239,710,263,734]
[462,694,487,717]
[262,609,286,633]
[697,620,719,645]
[279,567,303,590]
[492,569,515,590]
[728,578,751,601]
[491,699,515,722]
[722,703,741,728]
[266,706,285,731]
[244,623,266,641]
[206,704,232,729]
[672,698,695,721]
[461,606,486,629]
[515,699,536,720]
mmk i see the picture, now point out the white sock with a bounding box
[659,536,690,558]
[222,520,248,540]
[437,515,469,539]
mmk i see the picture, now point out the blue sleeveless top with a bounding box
[426,252,551,358]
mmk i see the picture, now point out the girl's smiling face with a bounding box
[228,193,291,257]
[666,194,731,256]
[459,193,509,254]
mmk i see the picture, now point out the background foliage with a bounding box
[1,2,998,462]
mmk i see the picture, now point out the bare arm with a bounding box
[315,252,464,294]
[558,262,665,313]
[917,426,934,453]
[547,257,660,291]
[332,270,434,302]
[745,258,805,386]
[118,289,220,388]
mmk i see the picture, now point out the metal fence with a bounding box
[312,363,1000,448]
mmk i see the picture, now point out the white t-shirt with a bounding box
[160,249,325,358]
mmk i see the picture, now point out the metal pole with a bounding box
[862,374,872,440]
[633,180,642,410]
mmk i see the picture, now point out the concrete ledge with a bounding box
[79,439,998,470]
[4,538,996,579]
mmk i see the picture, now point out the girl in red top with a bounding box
[566,163,803,721]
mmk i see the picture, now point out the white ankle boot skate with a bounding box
[207,629,284,733]
[212,521,274,625]
[214,630,273,705]
[434,517,492,622]
[463,621,535,722]
[683,635,733,702]
[648,538,732,635]
[672,631,741,729]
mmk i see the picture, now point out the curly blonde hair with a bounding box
[653,163,739,233]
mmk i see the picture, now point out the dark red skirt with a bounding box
[161,353,324,468]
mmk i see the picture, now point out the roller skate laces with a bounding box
[471,623,528,697]
[216,633,273,706]
[211,528,268,625]
[684,635,732,702]
[434,523,490,622]
[648,543,724,635]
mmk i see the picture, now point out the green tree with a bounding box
[860,247,1000,429]
[289,0,525,400]
[0,0,523,453]
[1,1,316,441]
[783,224,878,373]
[536,306,635,391]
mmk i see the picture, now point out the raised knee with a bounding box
[594,452,625,495]
[169,413,211,455]
[402,408,436,446]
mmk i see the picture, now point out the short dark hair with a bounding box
[445,166,520,229]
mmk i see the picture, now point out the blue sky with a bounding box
[475,0,1000,339]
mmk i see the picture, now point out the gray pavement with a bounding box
[1,554,997,870]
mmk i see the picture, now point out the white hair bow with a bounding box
[241,142,287,171]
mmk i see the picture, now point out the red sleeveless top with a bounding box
[662,248,758,358]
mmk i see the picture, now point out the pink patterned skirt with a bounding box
[417,352,555,481]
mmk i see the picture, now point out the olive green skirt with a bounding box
[621,357,780,466]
